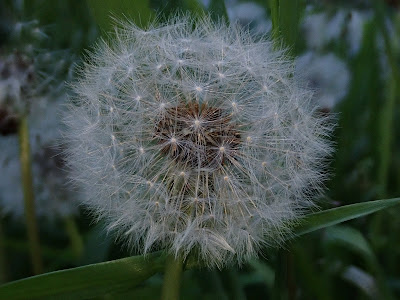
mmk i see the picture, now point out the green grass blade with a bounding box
[0,251,166,300]
[268,0,303,54]
[182,0,206,17]
[295,198,400,236]
[209,0,229,22]
[323,225,395,300]
[86,0,153,32]
[323,225,375,261]
[278,0,301,52]
[1,199,399,299]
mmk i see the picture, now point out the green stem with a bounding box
[161,253,184,300]
[18,117,43,275]
[286,251,296,300]
[272,249,296,300]
[273,249,288,300]
[0,217,7,283]
[225,269,246,300]
[64,217,84,259]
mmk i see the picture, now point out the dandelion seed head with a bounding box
[64,15,335,267]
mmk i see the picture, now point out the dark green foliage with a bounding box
[1,1,400,299]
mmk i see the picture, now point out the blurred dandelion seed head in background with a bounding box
[296,52,351,110]
[64,15,335,267]
[0,16,79,220]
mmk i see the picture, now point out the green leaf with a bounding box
[294,198,400,236]
[86,0,154,32]
[1,199,399,299]
[182,0,206,17]
[0,251,166,300]
[278,0,301,51]
[323,225,375,262]
[323,225,395,300]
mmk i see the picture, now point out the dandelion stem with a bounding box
[64,217,84,259]
[225,269,246,300]
[273,250,287,300]
[272,249,296,300]
[18,117,43,275]
[161,253,184,300]
[0,217,7,283]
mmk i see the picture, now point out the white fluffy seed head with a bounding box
[64,15,335,268]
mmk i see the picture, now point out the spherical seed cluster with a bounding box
[65,16,334,267]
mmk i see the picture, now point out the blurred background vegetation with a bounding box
[0,0,399,299]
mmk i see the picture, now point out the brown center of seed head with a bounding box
[155,102,241,169]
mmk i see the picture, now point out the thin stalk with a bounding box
[286,251,296,300]
[0,217,7,283]
[224,269,246,300]
[64,217,84,259]
[18,117,43,275]
[268,2,301,298]
[273,249,288,300]
[161,253,184,300]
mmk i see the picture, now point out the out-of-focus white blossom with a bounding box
[65,15,334,267]
[227,2,271,35]
[296,52,350,110]
[302,10,346,50]
[302,7,375,57]
[347,10,371,56]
